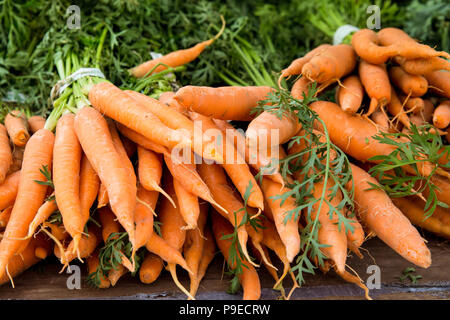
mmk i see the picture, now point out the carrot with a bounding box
[139,252,164,284]
[421,99,435,123]
[392,196,450,240]
[86,249,110,288]
[421,175,450,207]
[0,124,12,183]
[8,146,24,174]
[351,28,398,64]
[394,56,450,76]
[108,263,127,287]
[0,234,52,287]
[135,185,158,249]
[108,120,136,186]
[347,163,431,268]
[173,178,199,230]
[158,91,175,104]
[159,91,188,115]
[371,109,393,133]
[399,94,425,115]
[121,134,136,158]
[433,100,450,129]
[174,86,275,121]
[424,70,450,99]
[130,17,225,78]
[358,60,391,115]
[74,107,136,254]
[0,128,54,279]
[278,44,331,85]
[183,201,209,298]
[98,206,121,242]
[88,82,191,150]
[97,183,109,208]
[301,44,356,83]
[26,194,57,238]
[0,170,20,211]
[387,89,411,129]
[260,177,300,263]
[336,75,364,114]
[53,113,83,256]
[211,211,261,300]
[116,123,170,155]
[0,206,12,229]
[5,110,30,147]
[79,154,100,227]
[389,66,428,97]
[27,116,46,134]
[290,75,313,100]
[345,213,365,258]
[377,27,450,60]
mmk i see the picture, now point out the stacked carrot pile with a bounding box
[0,26,448,301]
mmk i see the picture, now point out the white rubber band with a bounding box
[333,25,360,45]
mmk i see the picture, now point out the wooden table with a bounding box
[0,237,449,300]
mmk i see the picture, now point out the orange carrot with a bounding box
[337,75,364,114]
[425,70,450,99]
[108,263,127,287]
[345,212,365,258]
[290,75,313,100]
[79,154,100,227]
[358,60,391,115]
[135,185,158,249]
[27,116,46,134]
[399,94,425,115]
[212,211,261,300]
[389,66,428,97]
[55,225,101,265]
[53,113,83,256]
[394,56,450,76]
[121,134,136,158]
[421,99,435,123]
[351,28,398,64]
[0,206,12,229]
[8,146,24,174]
[88,82,190,150]
[139,253,164,284]
[387,89,411,129]
[98,206,121,243]
[160,91,188,115]
[5,110,30,147]
[86,249,110,288]
[173,178,199,230]
[301,44,356,83]
[348,163,431,268]
[174,86,274,121]
[26,193,57,238]
[0,128,54,279]
[371,109,393,132]
[116,123,170,155]
[74,107,136,253]
[97,183,109,208]
[130,17,225,78]
[108,120,136,186]
[0,170,20,211]
[432,100,450,129]
[0,124,12,183]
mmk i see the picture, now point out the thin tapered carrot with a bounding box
[27,193,57,238]
[0,128,54,280]
[0,170,20,211]
[394,56,450,76]
[387,88,411,129]
[86,249,110,288]
[130,16,225,78]
[116,123,170,155]
[5,110,30,147]
[433,100,450,129]
[139,252,164,284]
[260,177,301,263]
[347,163,431,268]
[53,113,83,256]
[174,85,274,121]
[74,106,136,254]
[137,146,174,206]
[135,185,158,249]
[27,116,46,134]
[358,60,391,116]
[88,82,191,150]
[301,44,356,83]
[97,183,109,208]
[424,70,450,99]
[351,28,398,64]
[0,124,12,183]
[0,206,12,229]
[212,211,261,300]
[278,44,331,86]
[79,154,100,227]
[173,177,200,230]
[337,75,364,114]
[389,66,428,97]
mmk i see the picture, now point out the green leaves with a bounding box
[34,165,54,188]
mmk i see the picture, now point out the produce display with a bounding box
[0,0,449,301]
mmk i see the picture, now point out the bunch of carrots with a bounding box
[0,23,448,302]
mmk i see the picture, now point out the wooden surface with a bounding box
[0,236,449,300]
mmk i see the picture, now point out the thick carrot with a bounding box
[278,44,331,85]
[135,185,158,249]
[27,116,46,134]
[0,206,12,229]
[5,110,30,147]
[0,128,54,279]
[139,253,164,284]
[88,82,190,150]
[86,249,110,288]
[378,27,450,60]
[74,107,136,253]
[53,113,83,256]
[421,99,435,123]
[371,109,392,133]
[337,75,364,114]
[432,100,450,129]
[79,154,100,227]
[392,196,450,240]
[260,177,300,263]
[424,70,450,99]
[301,44,356,83]
[159,91,188,115]
[394,56,450,76]
[174,86,274,121]
[387,88,411,129]
[130,17,225,78]
[26,193,57,238]
[173,178,199,230]
[0,170,20,211]
[358,60,391,115]
[0,124,12,183]
[8,146,24,174]
[347,163,431,268]
[212,211,261,300]
[97,183,109,208]
[55,225,101,265]
[116,123,170,155]
[399,94,425,115]
[389,66,428,97]
[351,28,398,64]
